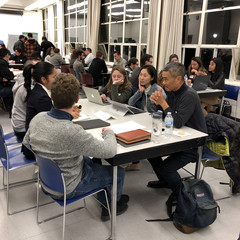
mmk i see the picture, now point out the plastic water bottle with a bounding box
[184,74,188,85]
[151,111,163,143]
[164,112,173,137]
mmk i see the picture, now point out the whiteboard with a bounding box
[8,34,19,53]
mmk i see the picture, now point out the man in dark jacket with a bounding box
[13,35,25,52]
[148,62,207,191]
[88,51,107,86]
[40,36,55,60]
[0,48,14,112]
[10,47,27,64]
[25,33,40,59]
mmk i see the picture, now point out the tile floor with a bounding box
[0,110,240,240]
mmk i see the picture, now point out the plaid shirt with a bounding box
[25,40,38,58]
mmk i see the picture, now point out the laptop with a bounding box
[82,86,110,105]
[107,100,145,117]
[192,75,211,91]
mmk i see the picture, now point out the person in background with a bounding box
[113,51,127,68]
[11,60,39,139]
[73,50,85,81]
[23,73,129,221]
[10,47,27,64]
[169,54,179,63]
[40,36,55,60]
[148,62,207,190]
[13,35,25,52]
[44,47,54,62]
[84,48,95,67]
[0,44,11,55]
[70,49,77,69]
[48,48,66,71]
[0,48,14,114]
[125,57,139,78]
[157,70,164,88]
[130,54,153,89]
[187,56,207,82]
[29,51,42,61]
[25,33,40,59]
[88,51,107,86]
[0,40,4,45]
[200,58,225,116]
[99,66,132,104]
[127,65,166,171]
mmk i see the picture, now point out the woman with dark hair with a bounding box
[208,58,225,90]
[99,65,132,104]
[169,54,179,63]
[187,56,207,82]
[128,65,166,113]
[44,47,54,62]
[70,49,77,68]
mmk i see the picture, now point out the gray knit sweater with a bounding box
[23,112,117,194]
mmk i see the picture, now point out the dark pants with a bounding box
[148,148,198,190]
[0,87,13,115]
[14,130,26,140]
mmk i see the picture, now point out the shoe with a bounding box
[125,163,140,171]
[147,180,170,189]
[101,203,128,221]
[118,194,129,204]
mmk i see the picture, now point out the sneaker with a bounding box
[118,194,129,204]
[147,180,170,189]
[125,163,140,171]
[101,203,128,221]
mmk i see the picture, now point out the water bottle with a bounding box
[151,110,163,143]
[164,112,173,137]
[184,74,188,85]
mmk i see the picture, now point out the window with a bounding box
[53,4,58,46]
[64,0,88,55]
[42,8,48,38]
[99,0,150,62]
[182,0,240,79]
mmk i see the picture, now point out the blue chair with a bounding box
[0,136,36,215]
[0,123,22,147]
[223,84,240,120]
[36,155,111,240]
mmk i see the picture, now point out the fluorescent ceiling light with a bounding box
[25,0,57,11]
[0,0,8,7]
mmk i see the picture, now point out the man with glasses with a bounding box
[125,57,139,78]
[130,54,153,89]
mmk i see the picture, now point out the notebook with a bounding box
[115,129,151,144]
[73,119,110,130]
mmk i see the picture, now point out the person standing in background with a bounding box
[13,35,25,52]
[25,33,40,59]
[40,36,55,60]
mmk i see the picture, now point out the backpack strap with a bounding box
[146,185,180,222]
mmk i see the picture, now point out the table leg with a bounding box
[195,146,203,179]
[110,166,117,240]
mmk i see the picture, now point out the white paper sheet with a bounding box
[94,110,116,121]
[110,121,146,134]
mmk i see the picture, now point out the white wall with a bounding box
[0,11,42,52]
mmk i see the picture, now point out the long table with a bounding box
[197,88,227,98]
[78,99,207,240]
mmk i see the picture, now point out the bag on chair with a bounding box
[221,100,232,118]
[146,179,220,234]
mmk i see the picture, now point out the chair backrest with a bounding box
[36,155,65,194]
[80,73,94,87]
[0,135,8,160]
[225,84,240,101]
[69,68,76,76]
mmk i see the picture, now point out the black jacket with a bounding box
[205,113,240,191]
[88,58,107,85]
[208,72,225,90]
[40,40,55,60]
[10,53,27,64]
[0,58,14,88]
[13,39,25,52]
[26,84,52,130]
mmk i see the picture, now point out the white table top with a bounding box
[78,99,208,156]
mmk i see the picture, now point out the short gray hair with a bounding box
[162,62,185,80]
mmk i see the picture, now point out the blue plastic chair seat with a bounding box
[4,132,22,146]
[1,152,35,170]
[202,147,222,161]
[54,187,107,207]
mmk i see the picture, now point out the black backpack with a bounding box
[147,179,220,234]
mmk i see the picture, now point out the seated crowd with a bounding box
[0,33,229,220]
